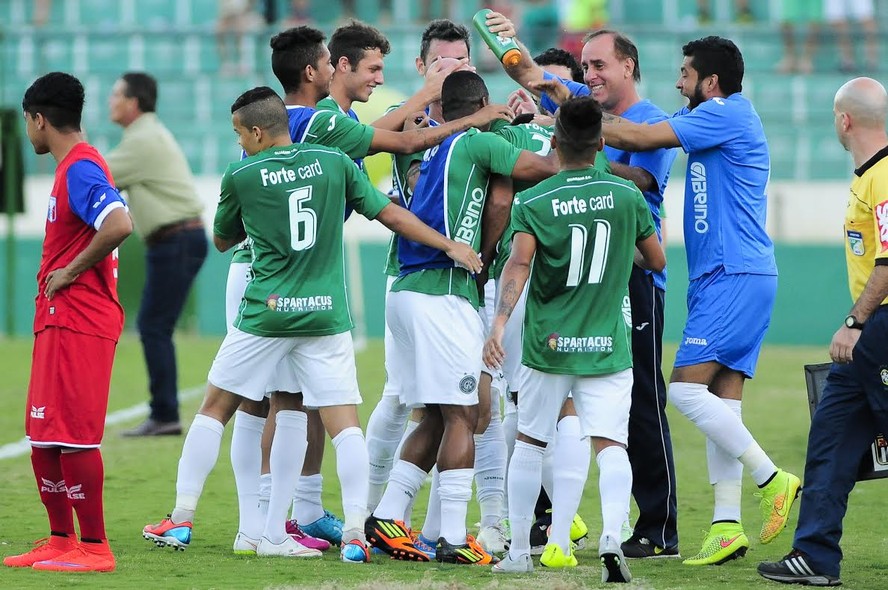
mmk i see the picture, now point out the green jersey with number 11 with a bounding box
[511,166,655,376]
[215,143,390,337]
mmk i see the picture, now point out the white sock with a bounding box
[501,397,518,515]
[438,468,474,545]
[549,416,590,553]
[365,396,409,513]
[507,441,545,560]
[292,474,324,525]
[597,445,633,544]
[393,419,421,526]
[263,410,308,544]
[474,411,507,528]
[373,460,427,521]
[541,442,555,501]
[258,472,271,519]
[420,466,441,540]
[742,443,779,487]
[670,382,771,459]
[230,410,266,539]
[172,414,225,523]
[708,398,744,523]
[332,426,370,535]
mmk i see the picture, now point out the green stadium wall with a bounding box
[0,240,850,347]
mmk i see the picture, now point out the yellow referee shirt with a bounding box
[845,145,888,304]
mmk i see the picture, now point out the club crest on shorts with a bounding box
[459,374,477,394]
[881,368,888,387]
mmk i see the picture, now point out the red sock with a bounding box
[30,446,75,536]
[60,448,106,541]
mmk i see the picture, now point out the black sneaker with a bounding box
[621,534,681,559]
[757,550,842,586]
[435,536,499,565]
[529,515,551,555]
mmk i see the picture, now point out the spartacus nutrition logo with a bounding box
[266,293,333,312]
[547,332,559,351]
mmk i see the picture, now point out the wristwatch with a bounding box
[844,314,865,330]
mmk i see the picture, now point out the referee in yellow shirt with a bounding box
[759,77,888,587]
[106,72,207,436]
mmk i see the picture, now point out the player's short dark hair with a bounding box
[270,26,327,93]
[441,70,488,122]
[22,71,85,131]
[682,36,744,95]
[533,48,583,83]
[419,19,471,63]
[329,21,390,71]
[583,29,641,83]
[121,72,158,113]
[231,86,289,136]
[554,96,602,161]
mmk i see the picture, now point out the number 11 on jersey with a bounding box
[566,220,611,287]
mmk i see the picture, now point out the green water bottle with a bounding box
[472,9,522,67]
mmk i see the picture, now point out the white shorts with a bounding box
[387,290,483,409]
[517,368,633,445]
[480,280,503,379]
[226,262,251,331]
[825,0,874,21]
[500,280,528,392]
[381,275,401,398]
[208,327,361,407]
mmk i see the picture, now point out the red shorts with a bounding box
[25,327,117,447]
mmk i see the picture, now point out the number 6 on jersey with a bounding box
[288,186,317,251]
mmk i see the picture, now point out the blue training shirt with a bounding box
[539,70,589,115]
[604,100,676,291]
[667,93,776,280]
[542,74,675,290]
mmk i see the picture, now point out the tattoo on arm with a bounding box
[496,279,519,319]
[602,113,622,124]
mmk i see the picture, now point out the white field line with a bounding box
[0,385,206,461]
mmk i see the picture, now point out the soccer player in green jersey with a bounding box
[143,87,483,564]
[224,25,510,549]
[484,96,665,581]
[366,70,558,565]
[317,21,466,136]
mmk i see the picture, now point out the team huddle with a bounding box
[9,10,810,585]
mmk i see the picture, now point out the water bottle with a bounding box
[472,9,522,67]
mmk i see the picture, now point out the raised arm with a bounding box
[371,58,470,131]
[601,115,682,152]
[483,11,549,97]
[368,103,513,155]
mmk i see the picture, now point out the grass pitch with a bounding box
[1,335,885,589]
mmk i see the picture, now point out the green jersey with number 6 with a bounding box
[490,120,611,279]
[215,143,390,337]
[511,165,655,376]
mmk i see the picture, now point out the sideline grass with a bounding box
[1,335,885,589]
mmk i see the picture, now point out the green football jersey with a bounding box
[391,128,522,309]
[383,102,428,277]
[510,166,655,376]
[490,122,611,278]
[215,143,390,337]
[229,105,375,266]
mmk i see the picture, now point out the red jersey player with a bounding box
[3,72,133,573]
